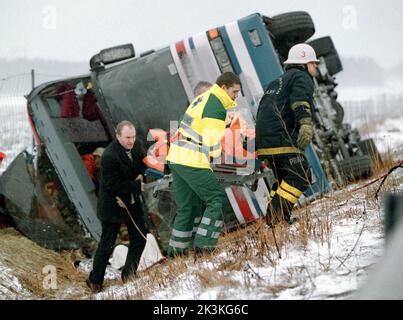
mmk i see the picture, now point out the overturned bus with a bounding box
[0,11,379,253]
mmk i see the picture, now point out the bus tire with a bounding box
[337,155,373,181]
[270,11,315,44]
[358,139,383,165]
[308,36,336,57]
[324,53,343,76]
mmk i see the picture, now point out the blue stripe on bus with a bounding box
[188,37,195,49]
[304,144,331,196]
[219,26,242,76]
[237,13,284,90]
[248,188,264,216]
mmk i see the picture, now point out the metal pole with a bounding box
[31,69,35,90]
[31,69,36,150]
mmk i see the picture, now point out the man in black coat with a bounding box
[86,120,148,293]
[256,43,319,225]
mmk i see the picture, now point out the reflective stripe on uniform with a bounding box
[180,124,202,143]
[214,220,223,228]
[210,155,221,164]
[276,187,298,204]
[169,239,191,249]
[180,124,221,155]
[172,140,209,158]
[171,229,193,238]
[211,232,221,239]
[196,227,208,236]
[201,217,211,225]
[280,181,303,198]
[209,141,221,153]
[194,216,202,224]
[182,113,194,127]
[201,145,212,157]
[268,190,276,204]
[257,147,302,156]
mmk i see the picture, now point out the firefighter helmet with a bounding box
[284,43,319,65]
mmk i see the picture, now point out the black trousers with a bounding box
[260,154,311,223]
[89,212,147,284]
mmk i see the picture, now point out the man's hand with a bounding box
[297,120,313,150]
[116,197,126,208]
[135,175,145,192]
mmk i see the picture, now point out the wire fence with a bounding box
[342,93,403,129]
[0,72,69,174]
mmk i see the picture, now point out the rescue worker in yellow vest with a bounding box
[256,44,319,225]
[166,72,241,257]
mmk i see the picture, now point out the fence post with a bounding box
[31,69,35,90]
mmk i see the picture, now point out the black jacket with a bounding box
[97,140,146,223]
[256,66,314,155]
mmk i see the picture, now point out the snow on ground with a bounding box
[362,116,403,160]
[0,265,33,300]
[0,170,400,301]
[80,181,388,300]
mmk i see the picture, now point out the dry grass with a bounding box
[357,117,386,138]
[0,228,88,299]
[196,269,239,289]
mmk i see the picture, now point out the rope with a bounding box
[116,196,148,241]
[351,159,403,194]
[351,173,389,193]
[374,160,403,200]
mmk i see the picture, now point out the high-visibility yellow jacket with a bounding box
[167,84,237,169]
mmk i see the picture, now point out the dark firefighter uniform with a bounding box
[166,84,237,256]
[256,66,314,224]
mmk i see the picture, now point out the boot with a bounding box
[86,277,102,293]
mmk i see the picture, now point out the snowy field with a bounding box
[0,96,32,176]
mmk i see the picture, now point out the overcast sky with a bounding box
[1,0,402,67]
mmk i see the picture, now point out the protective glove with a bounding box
[297,119,313,150]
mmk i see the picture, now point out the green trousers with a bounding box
[167,163,226,256]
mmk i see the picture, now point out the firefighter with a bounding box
[256,43,319,225]
[166,72,241,257]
